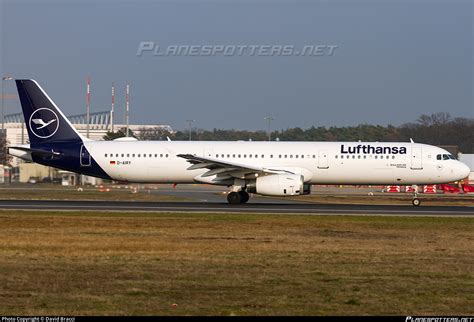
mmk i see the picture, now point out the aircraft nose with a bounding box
[457,162,471,180]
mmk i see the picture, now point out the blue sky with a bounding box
[1,0,472,131]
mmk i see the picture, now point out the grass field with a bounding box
[0,186,191,202]
[0,211,473,316]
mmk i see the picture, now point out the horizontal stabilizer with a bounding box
[8,146,61,158]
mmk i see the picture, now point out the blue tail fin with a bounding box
[15,79,83,146]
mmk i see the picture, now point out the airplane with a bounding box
[7,79,471,206]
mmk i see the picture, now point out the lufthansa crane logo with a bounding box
[28,108,59,139]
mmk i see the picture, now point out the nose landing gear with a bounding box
[411,186,421,206]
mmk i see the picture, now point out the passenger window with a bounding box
[312,155,316,159]
[138,154,141,157]
[132,154,135,157]
[364,155,367,159]
[392,155,395,159]
[335,155,338,159]
[143,154,146,158]
[249,154,252,158]
[295,155,298,159]
[238,154,241,158]
[279,155,281,158]
[261,154,264,158]
[285,155,287,158]
[290,155,293,158]
[352,155,355,159]
[227,154,230,158]
[105,154,107,157]
[301,155,304,159]
[115,153,119,157]
[357,155,361,159]
[244,154,247,158]
[127,154,130,157]
[375,155,378,159]
[166,154,168,158]
[221,154,224,158]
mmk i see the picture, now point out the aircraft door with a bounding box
[410,147,423,170]
[317,150,329,169]
[80,144,91,167]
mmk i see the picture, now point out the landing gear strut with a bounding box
[411,186,421,206]
[227,190,250,204]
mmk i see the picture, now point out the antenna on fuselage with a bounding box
[410,138,415,143]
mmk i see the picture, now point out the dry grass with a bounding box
[0,187,191,202]
[0,211,472,316]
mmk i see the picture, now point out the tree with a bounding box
[97,114,473,153]
[0,131,10,165]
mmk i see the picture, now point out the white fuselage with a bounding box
[83,140,468,185]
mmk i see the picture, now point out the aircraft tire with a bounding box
[239,191,250,203]
[227,192,241,204]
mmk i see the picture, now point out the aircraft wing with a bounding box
[177,154,295,179]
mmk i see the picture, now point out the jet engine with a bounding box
[246,174,311,196]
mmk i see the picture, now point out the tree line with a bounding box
[104,113,474,153]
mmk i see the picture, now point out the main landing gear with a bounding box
[227,190,250,204]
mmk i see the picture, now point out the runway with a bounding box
[0,199,472,216]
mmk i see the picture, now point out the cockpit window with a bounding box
[437,154,456,161]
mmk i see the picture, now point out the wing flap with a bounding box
[201,167,240,177]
